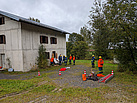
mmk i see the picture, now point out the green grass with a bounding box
[0,80,34,97]
[0,60,137,103]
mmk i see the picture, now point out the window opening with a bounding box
[0,35,6,44]
[45,52,50,59]
[40,36,48,44]
[0,54,5,67]
[0,17,5,25]
[50,37,57,44]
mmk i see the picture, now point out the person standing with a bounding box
[63,55,65,63]
[50,56,54,66]
[64,56,67,66]
[98,56,104,74]
[91,55,95,68]
[58,54,62,65]
[69,54,72,64]
[73,56,75,65]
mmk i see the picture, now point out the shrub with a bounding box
[36,45,48,69]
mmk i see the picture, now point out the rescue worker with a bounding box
[50,56,54,66]
[73,56,75,65]
[91,55,95,68]
[69,54,72,64]
[58,54,62,65]
[63,55,65,63]
[64,56,67,66]
[98,56,104,74]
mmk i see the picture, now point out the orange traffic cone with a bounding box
[111,70,114,75]
[59,71,61,75]
[38,71,40,76]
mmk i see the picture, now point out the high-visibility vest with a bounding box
[69,56,72,60]
[73,57,75,61]
[98,59,104,67]
[50,58,54,62]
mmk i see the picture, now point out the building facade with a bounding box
[0,10,69,72]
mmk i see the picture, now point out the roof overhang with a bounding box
[0,10,70,34]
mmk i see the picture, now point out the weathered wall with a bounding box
[0,15,66,72]
[0,15,24,71]
[21,22,66,71]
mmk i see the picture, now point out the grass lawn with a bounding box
[0,60,137,103]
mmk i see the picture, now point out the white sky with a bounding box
[0,0,106,40]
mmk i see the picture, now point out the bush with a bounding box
[36,45,48,69]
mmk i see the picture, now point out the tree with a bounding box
[104,0,137,72]
[88,0,111,59]
[68,32,84,44]
[71,41,89,59]
[80,26,92,44]
[67,32,89,59]
[37,45,47,69]
[66,42,73,58]
[29,17,40,23]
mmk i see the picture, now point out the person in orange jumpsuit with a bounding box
[73,56,75,65]
[50,56,54,66]
[69,54,72,64]
[98,56,104,74]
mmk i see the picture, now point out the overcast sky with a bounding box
[0,0,106,40]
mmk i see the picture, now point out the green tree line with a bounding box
[67,0,137,72]
[88,0,137,72]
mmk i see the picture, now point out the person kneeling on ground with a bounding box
[86,69,99,81]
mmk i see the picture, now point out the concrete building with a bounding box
[0,10,69,72]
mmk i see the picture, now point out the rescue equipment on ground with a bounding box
[82,74,87,81]
[97,74,105,77]
[59,68,67,71]
[98,70,114,83]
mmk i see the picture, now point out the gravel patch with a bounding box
[0,65,110,88]
[48,65,105,88]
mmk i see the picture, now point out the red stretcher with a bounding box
[98,74,114,83]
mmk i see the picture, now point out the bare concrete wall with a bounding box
[21,23,66,71]
[0,15,66,72]
[0,16,24,71]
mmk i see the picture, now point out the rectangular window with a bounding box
[45,52,50,59]
[50,37,57,44]
[0,35,6,44]
[40,36,48,44]
[0,17,5,25]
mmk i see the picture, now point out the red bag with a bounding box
[60,68,66,71]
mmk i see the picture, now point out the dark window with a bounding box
[45,52,50,59]
[0,54,5,67]
[0,17,5,25]
[40,36,48,44]
[50,37,57,44]
[0,35,6,44]
[52,51,56,58]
